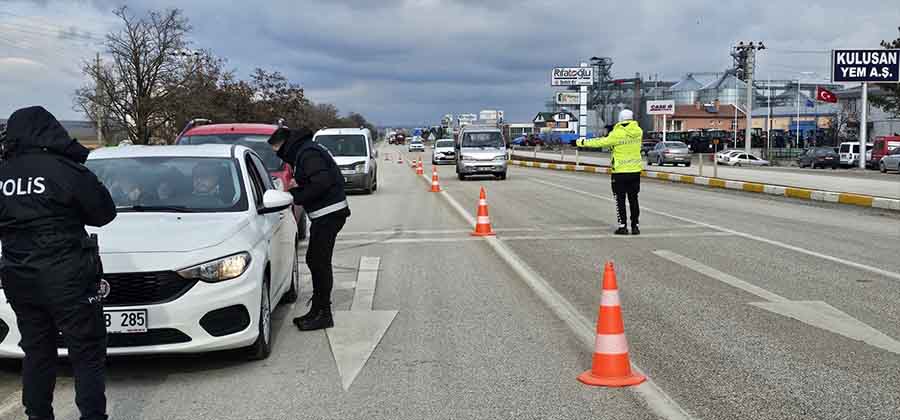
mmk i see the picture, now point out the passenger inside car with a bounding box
[190,162,226,207]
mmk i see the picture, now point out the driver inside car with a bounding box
[190,162,226,208]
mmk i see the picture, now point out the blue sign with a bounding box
[832,49,900,83]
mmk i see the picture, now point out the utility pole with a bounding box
[733,41,765,153]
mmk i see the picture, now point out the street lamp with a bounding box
[734,41,765,153]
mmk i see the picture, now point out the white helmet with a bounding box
[618,109,634,122]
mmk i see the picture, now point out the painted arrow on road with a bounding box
[326,256,398,391]
[654,250,900,355]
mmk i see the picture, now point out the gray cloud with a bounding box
[2,0,899,125]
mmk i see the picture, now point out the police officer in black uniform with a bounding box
[268,127,350,331]
[0,106,117,420]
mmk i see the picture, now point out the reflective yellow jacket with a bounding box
[576,120,644,173]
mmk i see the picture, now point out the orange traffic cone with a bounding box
[471,187,496,236]
[416,160,424,176]
[429,167,442,192]
[578,262,646,387]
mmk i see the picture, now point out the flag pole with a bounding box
[796,79,801,148]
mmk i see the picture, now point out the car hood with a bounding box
[333,156,369,167]
[87,213,250,253]
[434,147,455,153]
[460,147,506,159]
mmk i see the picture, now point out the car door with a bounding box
[244,153,286,291]
[253,153,297,296]
[747,154,763,166]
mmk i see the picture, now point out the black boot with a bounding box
[614,226,629,235]
[631,224,641,235]
[294,299,316,323]
[294,305,333,331]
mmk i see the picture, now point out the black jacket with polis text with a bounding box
[0,106,116,304]
[275,129,350,220]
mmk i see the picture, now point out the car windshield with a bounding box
[815,148,834,156]
[665,142,688,148]
[315,134,368,156]
[436,140,454,148]
[179,134,282,172]
[86,157,247,212]
[462,132,504,148]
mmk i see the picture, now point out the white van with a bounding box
[455,125,508,180]
[838,142,873,168]
[313,128,378,194]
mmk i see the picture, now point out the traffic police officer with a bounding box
[268,127,350,331]
[575,109,644,235]
[0,106,117,420]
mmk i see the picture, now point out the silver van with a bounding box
[455,125,508,180]
[313,128,378,194]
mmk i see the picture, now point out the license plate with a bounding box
[477,167,492,172]
[105,309,148,334]
[343,177,349,183]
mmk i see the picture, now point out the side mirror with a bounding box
[259,190,293,214]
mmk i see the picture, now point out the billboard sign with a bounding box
[555,91,580,105]
[831,49,900,83]
[551,67,594,86]
[646,100,675,115]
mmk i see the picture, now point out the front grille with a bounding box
[102,271,196,306]
[200,305,251,337]
[0,318,9,344]
[57,328,191,348]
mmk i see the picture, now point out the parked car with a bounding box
[839,142,873,168]
[716,149,743,164]
[868,136,900,168]
[0,145,299,360]
[878,147,900,173]
[797,147,840,169]
[724,152,770,167]
[408,139,425,153]
[176,122,307,239]
[313,128,378,194]
[432,138,456,164]
[456,125,508,180]
[647,141,692,167]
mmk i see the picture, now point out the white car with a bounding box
[0,144,299,360]
[723,152,771,167]
[408,140,425,153]
[432,138,456,164]
[716,150,743,164]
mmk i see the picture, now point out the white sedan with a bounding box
[0,144,298,360]
[723,152,771,167]
[432,138,456,164]
[716,150,743,164]
[408,140,425,153]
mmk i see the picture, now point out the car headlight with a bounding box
[354,163,366,173]
[494,155,507,161]
[177,252,251,283]
[462,155,476,162]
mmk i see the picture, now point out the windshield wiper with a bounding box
[117,205,197,213]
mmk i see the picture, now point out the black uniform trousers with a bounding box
[611,172,641,228]
[306,211,348,307]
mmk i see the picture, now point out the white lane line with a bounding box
[352,257,380,311]
[0,390,22,418]
[531,178,900,282]
[653,250,788,302]
[555,225,707,232]
[340,228,539,236]
[427,173,695,420]
[502,232,733,241]
[338,237,483,245]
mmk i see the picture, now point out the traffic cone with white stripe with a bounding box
[416,159,424,176]
[429,166,442,192]
[578,262,646,387]
[471,187,496,236]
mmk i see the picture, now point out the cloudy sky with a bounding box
[1,0,899,125]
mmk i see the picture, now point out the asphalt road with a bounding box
[515,149,900,199]
[1,144,898,419]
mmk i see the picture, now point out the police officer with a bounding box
[575,109,644,235]
[268,127,350,331]
[0,106,117,420]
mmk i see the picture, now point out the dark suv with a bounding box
[797,147,839,169]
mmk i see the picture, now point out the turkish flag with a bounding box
[816,87,837,103]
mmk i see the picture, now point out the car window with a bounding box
[87,157,247,212]
[664,142,688,148]
[436,140,454,148]
[244,155,266,207]
[250,154,275,191]
[748,155,759,160]
[315,134,368,156]
[462,132,504,148]
[181,134,283,172]
[839,144,850,153]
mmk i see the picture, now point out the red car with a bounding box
[175,122,307,239]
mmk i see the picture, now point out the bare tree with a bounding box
[870,26,900,118]
[76,6,197,144]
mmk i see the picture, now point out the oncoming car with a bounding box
[432,138,456,164]
[408,139,425,153]
[0,145,299,360]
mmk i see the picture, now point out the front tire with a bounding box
[880,162,887,173]
[496,171,507,180]
[246,275,272,360]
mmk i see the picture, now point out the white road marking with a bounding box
[502,232,733,241]
[326,256,398,391]
[555,225,707,232]
[340,227,539,236]
[424,172,695,420]
[655,250,900,355]
[531,178,900,282]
